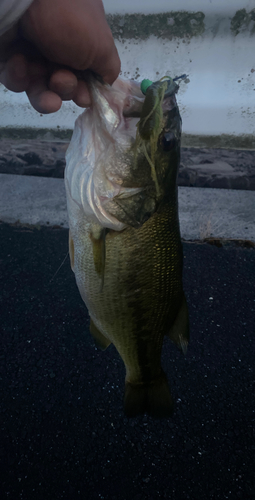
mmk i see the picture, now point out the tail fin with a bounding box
[124,373,174,419]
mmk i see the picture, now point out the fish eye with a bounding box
[161,132,176,151]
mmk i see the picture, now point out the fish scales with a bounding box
[65,76,189,418]
[72,201,182,375]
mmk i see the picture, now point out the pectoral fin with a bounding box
[90,318,111,351]
[107,192,156,228]
[168,294,189,354]
[90,225,106,289]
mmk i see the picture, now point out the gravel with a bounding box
[0,222,254,500]
[0,139,255,190]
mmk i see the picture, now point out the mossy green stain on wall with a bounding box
[231,9,255,36]
[106,12,205,40]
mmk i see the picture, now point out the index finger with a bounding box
[89,34,121,85]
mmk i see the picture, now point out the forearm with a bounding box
[0,0,33,36]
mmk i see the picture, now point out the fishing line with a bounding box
[49,251,69,283]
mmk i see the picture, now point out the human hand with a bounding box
[0,0,120,113]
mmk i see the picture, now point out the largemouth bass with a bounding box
[65,76,189,418]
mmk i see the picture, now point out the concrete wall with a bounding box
[0,0,254,147]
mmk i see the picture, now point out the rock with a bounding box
[0,139,254,190]
[16,152,43,165]
[9,156,27,167]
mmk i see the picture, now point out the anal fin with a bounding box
[168,294,189,354]
[90,318,111,351]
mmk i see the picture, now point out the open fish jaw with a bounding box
[65,78,145,231]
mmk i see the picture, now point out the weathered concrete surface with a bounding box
[0,173,254,242]
[0,174,68,228]
[178,187,255,241]
[0,1,254,145]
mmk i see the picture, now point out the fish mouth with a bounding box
[123,88,178,118]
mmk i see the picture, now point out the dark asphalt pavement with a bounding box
[0,222,254,500]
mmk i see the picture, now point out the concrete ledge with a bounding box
[0,174,68,228]
[0,173,254,242]
[178,187,255,241]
